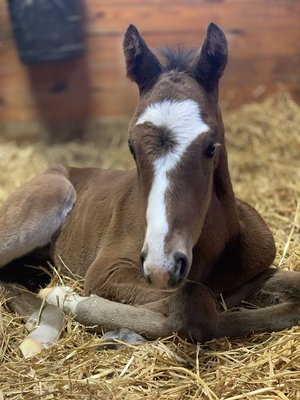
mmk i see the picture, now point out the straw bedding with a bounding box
[0,92,299,399]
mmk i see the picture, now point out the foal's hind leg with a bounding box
[245,269,300,305]
[223,268,300,308]
[1,282,64,357]
[0,165,76,268]
[0,168,74,357]
[218,268,300,338]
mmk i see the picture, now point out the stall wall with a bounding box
[0,0,299,126]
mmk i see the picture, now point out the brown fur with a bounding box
[0,23,299,342]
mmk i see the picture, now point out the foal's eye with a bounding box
[128,140,137,160]
[204,142,219,159]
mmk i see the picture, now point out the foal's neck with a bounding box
[193,138,240,274]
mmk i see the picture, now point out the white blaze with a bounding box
[136,99,209,272]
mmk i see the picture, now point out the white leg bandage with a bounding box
[19,304,64,358]
[39,286,88,315]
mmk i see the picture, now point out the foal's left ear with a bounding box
[192,23,228,91]
[123,25,163,93]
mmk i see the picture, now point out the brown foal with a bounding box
[1,23,299,356]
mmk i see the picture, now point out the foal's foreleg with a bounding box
[0,165,76,268]
[40,282,218,343]
[39,286,173,339]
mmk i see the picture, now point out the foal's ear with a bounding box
[192,23,228,91]
[123,25,162,93]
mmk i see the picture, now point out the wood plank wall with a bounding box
[0,0,299,124]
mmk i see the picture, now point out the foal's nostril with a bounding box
[173,252,188,282]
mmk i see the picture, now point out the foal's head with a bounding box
[123,23,228,290]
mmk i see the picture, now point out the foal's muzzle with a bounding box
[141,251,188,289]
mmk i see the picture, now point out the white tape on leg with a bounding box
[19,304,64,358]
[39,286,88,315]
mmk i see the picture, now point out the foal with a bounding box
[1,23,299,356]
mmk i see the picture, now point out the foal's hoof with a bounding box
[98,328,147,350]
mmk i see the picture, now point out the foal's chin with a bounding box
[147,281,184,293]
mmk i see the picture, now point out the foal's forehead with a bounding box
[135,99,209,143]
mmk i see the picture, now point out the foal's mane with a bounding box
[159,46,197,73]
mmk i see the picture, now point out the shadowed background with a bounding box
[0,0,299,141]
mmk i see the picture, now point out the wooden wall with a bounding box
[0,0,299,127]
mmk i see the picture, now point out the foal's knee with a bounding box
[168,283,218,343]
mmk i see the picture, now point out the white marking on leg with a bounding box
[39,286,88,315]
[19,304,64,358]
[136,99,209,271]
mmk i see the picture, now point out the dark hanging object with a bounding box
[8,0,85,64]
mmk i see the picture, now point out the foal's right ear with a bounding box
[123,25,162,93]
[192,23,228,91]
